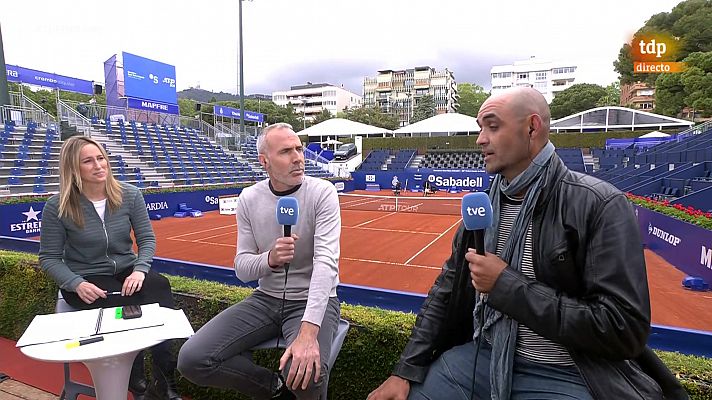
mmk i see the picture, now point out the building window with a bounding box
[639,103,653,109]
[517,73,529,80]
[535,72,547,81]
[552,67,576,74]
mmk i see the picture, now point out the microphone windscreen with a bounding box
[276,197,299,226]
[461,192,493,231]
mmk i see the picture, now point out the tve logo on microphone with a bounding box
[461,192,493,231]
[276,197,299,226]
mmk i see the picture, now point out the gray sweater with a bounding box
[39,182,156,291]
[234,176,340,327]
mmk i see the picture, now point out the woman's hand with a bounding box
[76,282,107,304]
[122,271,146,296]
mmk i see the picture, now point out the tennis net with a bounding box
[338,193,462,216]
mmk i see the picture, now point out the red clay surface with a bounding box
[149,190,712,332]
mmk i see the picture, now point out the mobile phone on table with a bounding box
[122,305,142,319]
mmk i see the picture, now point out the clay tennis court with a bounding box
[149,190,712,332]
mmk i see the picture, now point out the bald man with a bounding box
[368,88,686,400]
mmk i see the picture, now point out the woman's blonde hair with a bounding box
[58,136,123,227]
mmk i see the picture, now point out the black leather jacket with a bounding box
[393,156,688,399]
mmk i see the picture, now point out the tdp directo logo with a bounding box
[10,206,42,234]
[630,31,686,74]
[648,223,681,247]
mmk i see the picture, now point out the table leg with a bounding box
[82,350,139,400]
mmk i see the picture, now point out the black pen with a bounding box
[66,336,104,349]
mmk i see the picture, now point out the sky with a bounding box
[1,0,684,97]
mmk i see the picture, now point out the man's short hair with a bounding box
[257,123,294,154]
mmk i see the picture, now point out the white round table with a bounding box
[21,330,163,400]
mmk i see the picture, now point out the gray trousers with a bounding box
[177,290,340,400]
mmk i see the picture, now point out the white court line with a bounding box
[340,257,440,271]
[199,231,237,241]
[166,223,237,240]
[404,218,462,265]
[353,211,398,227]
[342,226,439,235]
[167,237,236,248]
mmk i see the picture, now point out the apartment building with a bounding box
[363,66,458,127]
[272,83,362,121]
[490,57,577,103]
[620,82,655,110]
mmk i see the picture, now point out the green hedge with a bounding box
[350,130,652,155]
[1,251,710,399]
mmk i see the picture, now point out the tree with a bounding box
[312,109,334,125]
[654,73,686,116]
[340,106,399,130]
[411,95,436,123]
[596,82,621,107]
[680,51,712,117]
[456,83,489,117]
[549,84,607,119]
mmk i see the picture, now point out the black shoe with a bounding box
[271,374,296,400]
[129,351,147,399]
[148,343,182,400]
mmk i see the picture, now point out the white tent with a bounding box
[638,130,671,138]
[393,113,480,136]
[301,118,392,139]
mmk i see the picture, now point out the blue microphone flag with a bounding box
[276,197,299,226]
[461,192,493,231]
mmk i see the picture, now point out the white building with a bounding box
[363,66,458,127]
[272,83,362,121]
[490,57,577,103]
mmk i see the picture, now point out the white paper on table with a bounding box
[16,308,101,347]
[98,303,164,334]
[17,303,167,347]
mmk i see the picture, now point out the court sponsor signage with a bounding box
[214,105,265,123]
[634,205,712,283]
[6,64,94,95]
[0,203,46,238]
[352,170,490,192]
[127,98,179,115]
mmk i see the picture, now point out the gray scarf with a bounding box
[473,141,556,400]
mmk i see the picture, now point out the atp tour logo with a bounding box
[647,223,681,247]
[10,206,42,234]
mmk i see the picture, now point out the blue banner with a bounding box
[127,98,179,115]
[351,169,490,192]
[6,65,94,94]
[122,52,177,104]
[214,104,265,123]
[0,181,350,238]
[634,205,712,283]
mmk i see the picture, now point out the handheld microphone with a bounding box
[460,192,493,400]
[461,192,493,255]
[276,197,299,273]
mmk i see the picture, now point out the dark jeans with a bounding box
[177,290,341,400]
[60,268,175,309]
[409,341,593,400]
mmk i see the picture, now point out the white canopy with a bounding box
[638,130,671,138]
[302,118,392,138]
[394,113,480,136]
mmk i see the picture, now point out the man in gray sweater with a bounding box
[178,123,341,400]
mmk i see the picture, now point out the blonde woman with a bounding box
[39,135,182,400]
